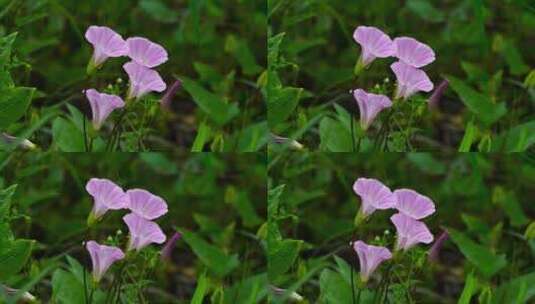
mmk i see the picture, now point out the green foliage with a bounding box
[0,0,266,151]
[268,1,534,151]
[268,152,534,302]
[0,153,266,303]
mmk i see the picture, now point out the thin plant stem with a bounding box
[83,265,89,304]
[356,286,362,304]
[351,111,356,152]
[351,264,356,304]
[83,116,89,152]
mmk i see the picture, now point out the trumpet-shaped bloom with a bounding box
[394,189,436,220]
[353,240,392,282]
[352,89,392,130]
[86,240,125,282]
[160,79,182,110]
[353,178,396,217]
[123,61,166,99]
[391,213,434,251]
[126,188,168,220]
[428,79,449,109]
[127,37,168,68]
[394,37,435,68]
[86,178,128,220]
[85,26,128,67]
[428,230,449,262]
[391,61,434,100]
[85,89,125,130]
[123,213,166,251]
[353,26,395,66]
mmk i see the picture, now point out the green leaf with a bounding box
[492,187,529,227]
[0,87,35,129]
[501,39,529,76]
[448,228,507,278]
[181,77,240,126]
[0,32,17,68]
[407,153,446,175]
[406,0,445,23]
[459,119,478,152]
[319,117,352,152]
[191,271,208,304]
[51,117,85,152]
[268,32,285,68]
[139,0,179,23]
[225,35,262,76]
[0,184,17,219]
[191,121,211,152]
[493,272,535,304]
[491,120,535,152]
[181,229,239,277]
[319,269,353,304]
[268,85,303,127]
[51,269,85,304]
[225,188,262,227]
[0,239,34,280]
[458,271,478,304]
[447,75,506,125]
[268,238,302,280]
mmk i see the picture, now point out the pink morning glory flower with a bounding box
[126,37,168,68]
[86,178,128,223]
[391,61,434,100]
[428,230,449,262]
[126,188,168,220]
[352,89,392,130]
[123,61,167,100]
[353,26,395,67]
[353,240,392,282]
[85,26,128,71]
[86,240,125,282]
[394,188,436,220]
[353,178,396,218]
[123,213,166,251]
[393,37,435,68]
[85,89,125,130]
[391,213,434,251]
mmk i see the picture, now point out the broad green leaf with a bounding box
[406,0,444,23]
[181,77,240,126]
[222,273,268,304]
[319,117,352,152]
[268,238,302,280]
[0,184,17,219]
[458,271,478,304]
[407,153,446,175]
[491,120,535,152]
[268,32,285,68]
[225,188,262,227]
[191,271,208,304]
[51,269,85,304]
[51,117,85,152]
[319,269,353,304]
[448,228,507,278]
[525,222,535,239]
[225,35,262,76]
[0,32,17,68]
[447,76,506,125]
[268,86,303,127]
[492,187,529,227]
[0,239,34,280]
[139,0,179,23]
[501,39,529,76]
[0,87,35,129]
[181,229,239,277]
[493,272,535,304]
